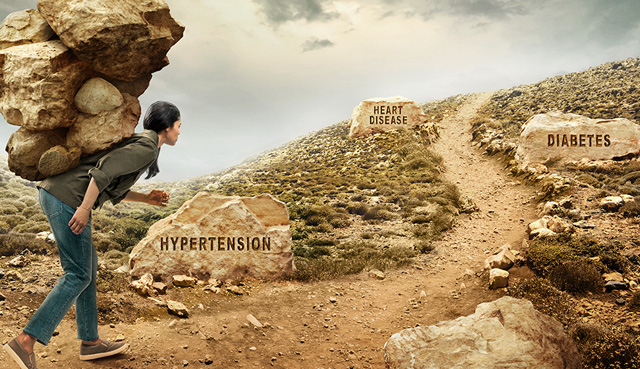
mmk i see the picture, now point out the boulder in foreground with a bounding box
[383,296,581,369]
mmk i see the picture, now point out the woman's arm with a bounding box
[68,178,100,235]
[123,190,169,207]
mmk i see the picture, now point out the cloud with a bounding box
[301,38,334,52]
[253,0,339,26]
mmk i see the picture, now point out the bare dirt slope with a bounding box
[1,93,541,369]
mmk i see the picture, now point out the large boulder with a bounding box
[67,93,141,154]
[5,127,68,181]
[349,96,428,138]
[0,9,56,50]
[74,77,124,115]
[516,111,640,166]
[129,193,296,281]
[0,40,93,129]
[38,0,184,81]
[37,145,82,178]
[383,296,581,369]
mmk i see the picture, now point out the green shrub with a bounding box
[346,202,369,215]
[620,198,640,217]
[96,269,130,294]
[0,233,51,256]
[415,240,434,254]
[507,277,577,326]
[570,323,640,369]
[362,206,395,221]
[328,212,351,228]
[630,291,640,311]
[110,218,149,251]
[526,235,630,277]
[292,241,416,281]
[548,259,603,293]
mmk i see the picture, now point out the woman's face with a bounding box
[163,120,181,146]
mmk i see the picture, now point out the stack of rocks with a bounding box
[0,0,184,180]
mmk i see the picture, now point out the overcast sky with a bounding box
[1,0,639,182]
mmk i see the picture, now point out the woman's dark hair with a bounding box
[143,101,181,179]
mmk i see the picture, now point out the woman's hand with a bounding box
[69,207,91,235]
[147,190,169,207]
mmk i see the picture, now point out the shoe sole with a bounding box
[79,343,128,361]
[3,343,30,369]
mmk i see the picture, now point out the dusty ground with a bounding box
[0,93,552,369]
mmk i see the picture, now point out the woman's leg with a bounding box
[22,189,97,345]
[74,236,99,343]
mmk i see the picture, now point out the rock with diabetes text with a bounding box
[348,96,428,138]
[129,193,296,282]
[516,111,640,166]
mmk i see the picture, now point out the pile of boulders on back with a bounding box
[0,0,184,180]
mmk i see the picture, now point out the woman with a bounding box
[3,101,182,369]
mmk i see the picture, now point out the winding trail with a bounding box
[8,93,541,369]
[430,92,539,268]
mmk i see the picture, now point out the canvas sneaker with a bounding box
[79,339,128,361]
[3,337,38,369]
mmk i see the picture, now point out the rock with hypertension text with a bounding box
[129,193,296,282]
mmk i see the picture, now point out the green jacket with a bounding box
[39,130,159,209]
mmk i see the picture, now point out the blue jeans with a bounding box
[24,188,98,345]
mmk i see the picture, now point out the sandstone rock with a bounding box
[528,217,549,233]
[573,220,596,229]
[529,228,556,239]
[489,268,509,289]
[247,314,263,328]
[172,275,197,288]
[383,296,581,369]
[368,269,385,280]
[167,300,189,318]
[516,111,640,166]
[546,217,573,234]
[35,231,51,241]
[9,255,29,267]
[0,40,93,130]
[0,9,56,50]
[485,245,516,271]
[227,285,243,295]
[74,77,124,115]
[104,74,153,98]
[5,127,68,181]
[603,272,624,283]
[130,273,154,296]
[66,93,141,154]
[5,270,23,281]
[605,281,629,292]
[152,282,167,294]
[601,196,625,212]
[38,0,184,81]
[37,145,82,178]
[541,201,559,216]
[129,193,295,281]
[348,96,428,138]
[621,194,635,204]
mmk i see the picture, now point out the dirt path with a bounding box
[2,93,541,369]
